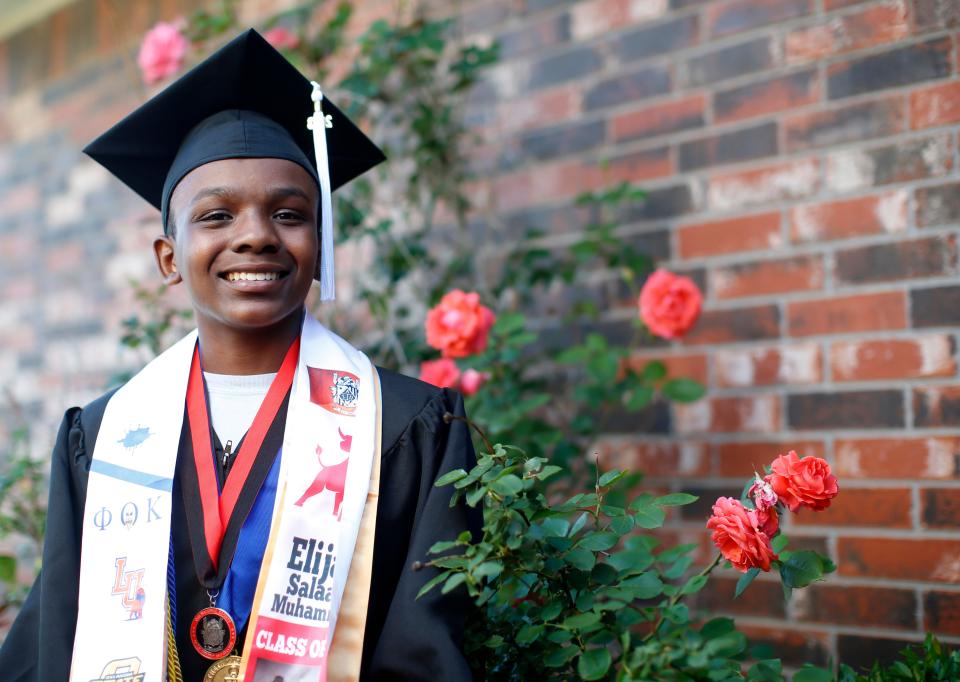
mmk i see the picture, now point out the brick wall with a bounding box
[1,0,959,670]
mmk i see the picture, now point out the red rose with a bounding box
[425,290,496,358]
[706,497,777,572]
[638,269,702,340]
[419,358,460,389]
[756,507,779,537]
[764,451,839,512]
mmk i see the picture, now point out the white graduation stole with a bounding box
[71,314,378,682]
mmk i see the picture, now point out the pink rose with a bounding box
[748,473,779,513]
[764,451,839,513]
[460,369,488,396]
[425,290,496,358]
[706,497,777,572]
[638,269,702,340]
[137,21,189,85]
[419,358,460,389]
[263,27,300,50]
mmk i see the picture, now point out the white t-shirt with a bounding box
[203,371,276,450]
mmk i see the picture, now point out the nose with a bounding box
[232,208,280,253]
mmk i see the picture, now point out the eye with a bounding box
[274,210,306,222]
[198,210,233,223]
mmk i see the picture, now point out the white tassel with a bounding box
[307,81,335,300]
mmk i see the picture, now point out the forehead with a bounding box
[171,157,319,204]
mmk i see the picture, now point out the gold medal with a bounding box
[204,654,242,682]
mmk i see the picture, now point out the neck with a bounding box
[197,310,302,375]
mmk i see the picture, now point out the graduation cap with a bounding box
[83,28,386,300]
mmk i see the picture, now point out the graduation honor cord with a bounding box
[181,338,300,680]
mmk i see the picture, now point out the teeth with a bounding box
[227,272,280,282]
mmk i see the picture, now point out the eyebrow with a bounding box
[189,185,313,204]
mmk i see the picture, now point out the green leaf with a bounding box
[655,492,699,507]
[540,517,570,538]
[591,563,618,585]
[622,571,663,599]
[747,659,783,682]
[465,486,486,507]
[642,360,667,382]
[626,386,655,411]
[633,504,666,529]
[662,378,706,403]
[700,617,735,639]
[416,570,450,599]
[563,611,601,629]
[681,574,708,595]
[516,623,543,645]
[434,468,468,486]
[566,548,596,571]
[577,648,612,681]
[771,534,789,554]
[441,573,466,594]
[0,555,16,585]
[606,549,653,574]
[598,469,626,487]
[569,512,589,538]
[490,474,523,496]
[780,550,829,589]
[734,567,760,598]
[543,646,578,667]
[610,515,634,535]
[577,531,619,552]
[793,666,834,682]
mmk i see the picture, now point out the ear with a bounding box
[153,234,182,285]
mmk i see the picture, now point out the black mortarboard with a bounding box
[83,28,386,299]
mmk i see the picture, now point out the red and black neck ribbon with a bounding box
[179,338,300,589]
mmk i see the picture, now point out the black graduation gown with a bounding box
[0,367,480,681]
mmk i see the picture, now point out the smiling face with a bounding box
[154,157,320,338]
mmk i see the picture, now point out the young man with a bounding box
[0,30,479,682]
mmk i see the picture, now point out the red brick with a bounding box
[788,291,907,337]
[793,487,912,528]
[710,255,824,300]
[716,440,825,477]
[598,147,673,185]
[798,584,917,629]
[695,576,785,619]
[824,134,954,191]
[785,2,911,64]
[498,86,580,133]
[705,0,811,38]
[714,70,819,123]
[571,0,666,40]
[789,389,904,429]
[784,96,906,152]
[824,0,869,8]
[838,235,959,285]
[914,386,960,427]
[925,591,960,635]
[595,439,710,477]
[835,437,960,480]
[715,343,822,388]
[839,538,960,582]
[922,488,960,528]
[831,336,957,382]
[675,395,780,434]
[790,191,908,243]
[707,158,820,211]
[911,81,960,130]
[678,212,781,259]
[611,95,705,142]
[827,37,952,101]
[685,304,780,344]
[624,352,709,385]
[492,159,611,211]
